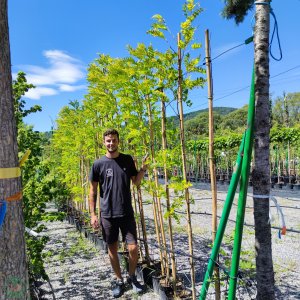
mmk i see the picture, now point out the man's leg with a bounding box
[108,241,122,280]
[121,216,146,293]
[127,243,138,276]
[101,217,125,298]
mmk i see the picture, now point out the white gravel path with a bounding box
[38,216,160,300]
[37,183,300,299]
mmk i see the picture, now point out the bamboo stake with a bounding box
[177,32,196,300]
[132,155,148,261]
[205,29,221,300]
[161,98,177,291]
[137,185,150,263]
[136,101,151,264]
[147,100,168,278]
[132,185,143,259]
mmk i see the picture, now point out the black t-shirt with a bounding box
[89,153,138,218]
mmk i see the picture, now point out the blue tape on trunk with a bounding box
[0,200,7,229]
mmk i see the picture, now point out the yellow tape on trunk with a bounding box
[19,150,31,167]
[0,150,31,179]
[0,167,21,179]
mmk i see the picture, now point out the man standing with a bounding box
[89,129,148,298]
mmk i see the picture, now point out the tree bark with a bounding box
[0,0,29,299]
[252,1,275,299]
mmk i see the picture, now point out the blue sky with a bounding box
[8,0,300,132]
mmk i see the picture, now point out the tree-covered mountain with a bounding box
[172,92,300,139]
[168,106,237,127]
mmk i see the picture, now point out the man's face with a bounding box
[103,134,119,153]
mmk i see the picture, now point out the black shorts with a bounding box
[100,215,137,245]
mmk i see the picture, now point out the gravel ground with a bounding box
[38,216,160,300]
[38,182,300,299]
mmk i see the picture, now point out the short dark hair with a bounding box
[103,129,119,140]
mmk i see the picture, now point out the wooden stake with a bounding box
[137,185,150,263]
[205,29,221,300]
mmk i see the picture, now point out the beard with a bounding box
[107,146,118,153]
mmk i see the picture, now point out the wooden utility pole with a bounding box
[205,29,221,300]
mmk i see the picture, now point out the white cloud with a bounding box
[58,84,86,92]
[25,87,58,100]
[18,50,86,100]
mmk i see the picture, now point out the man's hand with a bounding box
[91,214,100,229]
[141,152,150,171]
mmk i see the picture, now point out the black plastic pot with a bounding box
[137,262,159,287]
[74,218,82,231]
[87,231,96,243]
[152,275,186,300]
[69,215,75,224]
[82,227,90,239]
[94,235,107,252]
[294,184,300,190]
[152,275,168,300]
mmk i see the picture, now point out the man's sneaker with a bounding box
[127,274,146,293]
[111,278,124,298]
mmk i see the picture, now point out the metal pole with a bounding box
[228,67,255,299]
[199,133,245,299]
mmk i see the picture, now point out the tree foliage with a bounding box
[222,0,254,24]
[13,72,69,283]
[272,92,300,127]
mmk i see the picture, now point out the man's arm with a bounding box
[89,181,99,229]
[131,167,147,186]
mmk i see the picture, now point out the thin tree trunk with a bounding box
[177,33,196,300]
[161,98,177,289]
[252,1,275,299]
[0,0,29,298]
[147,100,168,278]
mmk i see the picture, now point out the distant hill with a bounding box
[168,106,237,125]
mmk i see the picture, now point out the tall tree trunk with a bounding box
[252,1,275,299]
[0,0,29,299]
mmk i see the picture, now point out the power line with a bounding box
[183,64,300,113]
[202,36,253,66]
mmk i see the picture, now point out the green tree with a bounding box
[13,71,41,129]
[272,92,300,127]
[218,105,248,133]
[13,72,69,288]
[185,112,222,137]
